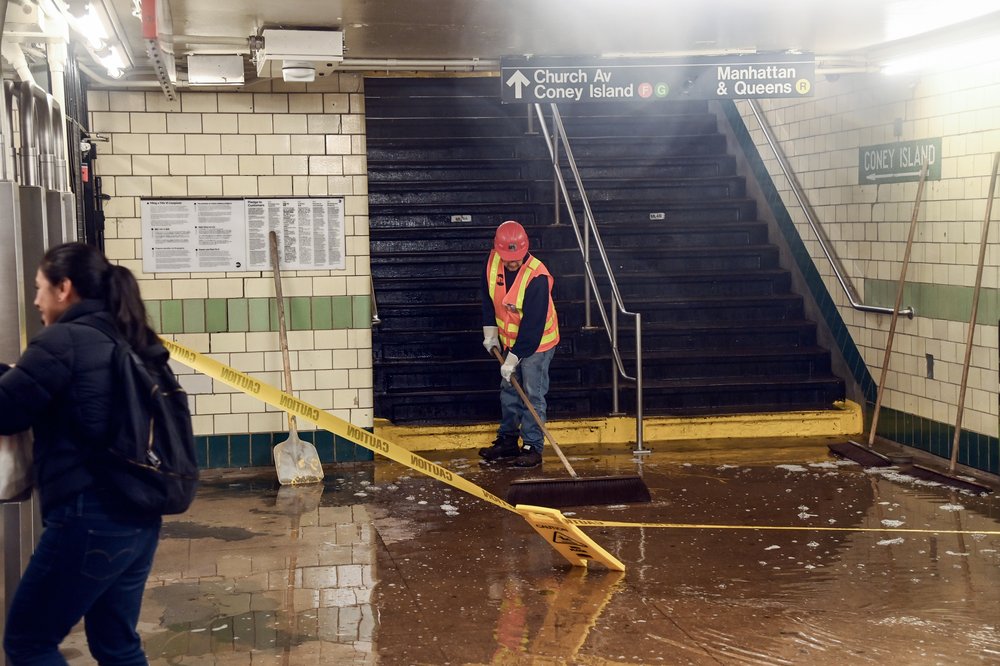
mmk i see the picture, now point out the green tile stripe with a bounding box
[149,295,373,333]
[865,280,999,325]
[871,406,998,475]
[194,428,376,469]
[720,100,877,403]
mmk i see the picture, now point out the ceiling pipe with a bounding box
[79,62,169,87]
[173,34,249,46]
[47,40,70,191]
[17,83,40,187]
[2,41,34,84]
[2,82,16,181]
[0,0,9,181]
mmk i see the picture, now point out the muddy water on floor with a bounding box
[374,443,1000,664]
[60,440,999,664]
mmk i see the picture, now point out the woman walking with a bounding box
[0,242,166,665]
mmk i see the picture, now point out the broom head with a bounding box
[507,475,651,508]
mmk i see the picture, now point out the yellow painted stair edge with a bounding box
[375,400,863,452]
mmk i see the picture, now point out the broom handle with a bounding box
[269,232,297,433]
[868,163,927,447]
[492,347,578,477]
[949,152,1000,472]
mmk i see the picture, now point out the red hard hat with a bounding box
[494,220,529,261]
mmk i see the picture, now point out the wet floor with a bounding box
[59,437,1000,664]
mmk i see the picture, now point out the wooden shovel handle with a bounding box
[269,232,297,432]
[491,347,577,477]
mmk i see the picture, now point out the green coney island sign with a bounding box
[859,138,942,184]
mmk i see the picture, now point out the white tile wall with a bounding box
[737,57,1000,438]
[90,76,372,435]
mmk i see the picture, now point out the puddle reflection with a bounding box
[58,442,1000,664]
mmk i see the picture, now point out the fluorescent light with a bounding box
[881,36,998,75]
[98,46,126,78]
[77,4,110,50]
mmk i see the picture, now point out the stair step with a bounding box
[565,156,737,179]
[558,114,720,136]
[375,348,832,392]
[366,77,846,424]
[371,269,793,304]
[373,374,845,423]
[565,176,747,203]
[375,321,820,360]
[369,246,784,279]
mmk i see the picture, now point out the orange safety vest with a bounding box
[487,250,560,353]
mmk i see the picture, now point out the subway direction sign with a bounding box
[858,139,942,184]
[500,54,815,104]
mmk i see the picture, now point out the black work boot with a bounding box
[478,434,520,462]
[506,448,542,468]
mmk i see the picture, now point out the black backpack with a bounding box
[81,318,199,515]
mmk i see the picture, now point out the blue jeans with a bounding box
[4,489,161,665]
[499,347,555,453]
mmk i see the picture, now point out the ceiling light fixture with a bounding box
[97,45,125,78]
[76,4,110,50]
[64,1,132,78]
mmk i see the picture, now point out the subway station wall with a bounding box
[88,75,374,467]
[735,57,999,471]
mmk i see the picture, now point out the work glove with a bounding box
[500,352,519,382]
[482,326,499,353]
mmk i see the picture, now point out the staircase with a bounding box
[365,77,845,424]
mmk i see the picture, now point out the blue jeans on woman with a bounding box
[499,347,555,452]
[4,488,161,665]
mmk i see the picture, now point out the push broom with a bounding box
[492,348,651,508]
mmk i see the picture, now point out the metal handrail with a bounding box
[533,103,646,452]
[746,99,912,318]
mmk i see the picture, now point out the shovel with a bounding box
[269,231,324,485]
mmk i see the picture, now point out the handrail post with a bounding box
[532,101,644,454]
[611,299,620,414]
[633,313,647,454]
[948,152,999,472]
[552,112,561,226]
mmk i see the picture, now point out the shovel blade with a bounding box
[274,434,324,485]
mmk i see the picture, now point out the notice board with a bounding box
[140,197,346,273]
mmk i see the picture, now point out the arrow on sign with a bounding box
[865,171,922,181]
[506,70,530,99]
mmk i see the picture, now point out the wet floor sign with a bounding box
[516,505,625,570]
[162,338,624,570]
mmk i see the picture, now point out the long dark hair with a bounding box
[39,242,158,349]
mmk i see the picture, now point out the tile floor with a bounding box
[46,437,1000,664]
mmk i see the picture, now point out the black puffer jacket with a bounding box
[0,299,118,515]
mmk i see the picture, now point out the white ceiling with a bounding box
[24,0,1000,83]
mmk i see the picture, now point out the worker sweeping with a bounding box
[478,220,560,468]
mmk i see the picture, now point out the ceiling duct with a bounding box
[252,29,343,82]
[187,54,244,86]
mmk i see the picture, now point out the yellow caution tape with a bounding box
[164,338,1000,567]
[162,339,515,513]
[164,338,625,569]
[563,518,1000,536]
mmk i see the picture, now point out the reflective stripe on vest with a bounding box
[486,250,560,353]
